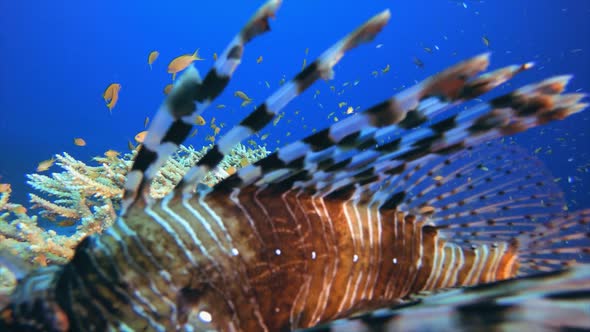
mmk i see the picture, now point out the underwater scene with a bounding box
[1,0,589,331]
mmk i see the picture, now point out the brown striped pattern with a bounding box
[153,186,521,330]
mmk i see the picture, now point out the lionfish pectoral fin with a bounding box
[119,0,283,215]
[518,208,590,274]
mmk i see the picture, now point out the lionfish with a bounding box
[2,1,589,331]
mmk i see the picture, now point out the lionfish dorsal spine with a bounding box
[120,0,283,215]
[212,55,536,193]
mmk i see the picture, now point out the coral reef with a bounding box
[0,143,269,296]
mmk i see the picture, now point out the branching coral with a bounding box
[0,143,269,296]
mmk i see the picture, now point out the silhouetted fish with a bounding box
[1,0,588,331]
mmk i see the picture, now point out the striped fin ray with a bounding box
[373,142,566,231]
[295,75,582,190]
[213,59,586,196]
[120,0,282,215]
[175,9,392,196]
[301,76,587,201]
[518,209,590,274]
[298,264,590,332]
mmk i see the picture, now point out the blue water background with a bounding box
[1,0,589,229]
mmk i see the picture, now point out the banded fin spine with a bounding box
[210,55,533,191]
[213,60,586,197]
[175,9,392,196]
[120,0,283,215]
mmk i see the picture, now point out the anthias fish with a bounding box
[1,0,589,331]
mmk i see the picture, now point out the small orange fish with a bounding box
[12,206,27,214]
[226,166,237,175]
[135,130,148,143]
[37,158,55,172]
[235,90,252,107]
[104,150,120,158]
[56,219,76,227]
[164,84,174,95]
[103,83,121,113]
[194,115,206,126]
[148,50,159,69]
[168,49,204,80]
[0,183,11,193]
[74,138,86,146]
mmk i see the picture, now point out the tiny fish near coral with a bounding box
[148,50,159,69]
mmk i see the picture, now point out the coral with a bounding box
[0,143,269,296]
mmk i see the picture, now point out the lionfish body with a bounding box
[2,1,590,331]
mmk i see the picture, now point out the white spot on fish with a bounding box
[393,258,398,264]
[311,251,317,260]
[198,311,212,323]
[275,249,282,256]
[231,248,239,256]
[353,254,359,262]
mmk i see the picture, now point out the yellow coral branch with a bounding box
[29,194,81,219]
